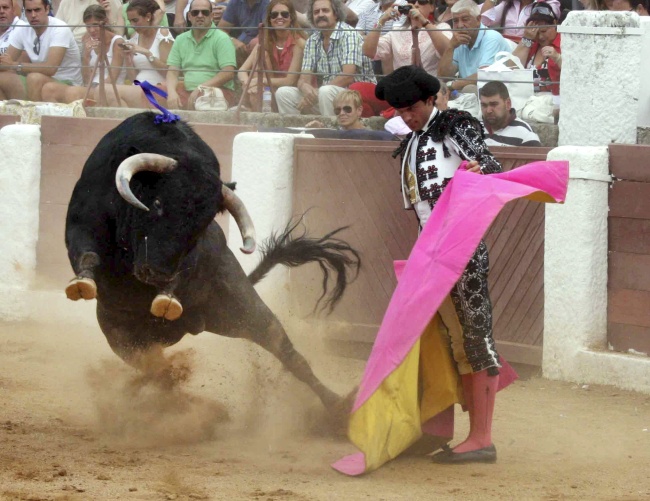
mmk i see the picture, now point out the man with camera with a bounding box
[275,0,375,116]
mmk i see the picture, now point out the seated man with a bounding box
[0,0,21,55]
[0,0,82,101]
[166,0,236,110]
[479,81,541,147]
[438,0,511,94]
[217,0,268,64]
[275,0,375,116]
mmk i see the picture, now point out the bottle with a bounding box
[262,87,272,113]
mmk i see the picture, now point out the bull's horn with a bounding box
[221,184,256,254]
[115,153,178,211]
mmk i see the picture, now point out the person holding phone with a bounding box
[42,4,125,103]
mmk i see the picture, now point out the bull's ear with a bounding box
[224,181,237,191]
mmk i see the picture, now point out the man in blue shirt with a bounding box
[217,0,268,64]
[437,0,511,93]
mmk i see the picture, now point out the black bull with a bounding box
[64,112,360,411]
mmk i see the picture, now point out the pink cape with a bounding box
[331,160,569,476]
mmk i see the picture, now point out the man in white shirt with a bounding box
[0,0,20,54]
[0,0,82,101]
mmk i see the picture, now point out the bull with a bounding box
[64,112,360,411]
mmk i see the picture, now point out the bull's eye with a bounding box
[152,199,163,214]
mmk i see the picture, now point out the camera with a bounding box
[396,4,412,15]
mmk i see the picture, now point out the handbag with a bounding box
[477,51,535,115]
[194,85,228,111]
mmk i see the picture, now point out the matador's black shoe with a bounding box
[431,444,497,464]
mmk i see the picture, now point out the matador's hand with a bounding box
[466,160,483,174]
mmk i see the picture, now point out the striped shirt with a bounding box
[302,22,376,86]
[483,109,542,147]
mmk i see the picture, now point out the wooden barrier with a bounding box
[290,139,551,365]
[608,144,650,356]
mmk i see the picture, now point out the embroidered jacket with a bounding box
[395,108,503,209]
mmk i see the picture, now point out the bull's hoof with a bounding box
[150,294,183,321]
[65,277,97,301]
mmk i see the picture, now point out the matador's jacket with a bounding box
[394,107,503,375]
[394,107,503,215]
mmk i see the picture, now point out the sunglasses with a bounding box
[406,0,431,5]
[33,35,40,55]
[270,10,290,19]
[334,105,353,115]
[531,5,554,17]
[190,9,211,16]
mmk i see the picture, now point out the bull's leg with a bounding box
[250,318,341,410]
[66,251,99,300]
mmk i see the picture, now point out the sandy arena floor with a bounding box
[1,318,649,501]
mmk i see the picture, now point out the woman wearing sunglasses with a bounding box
[480,0,560,40]
[237,0,306,110]
[305,90,367,130]
[42,5,127,104]
[356,0,451,115]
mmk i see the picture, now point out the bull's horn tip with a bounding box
[240,238,256,254]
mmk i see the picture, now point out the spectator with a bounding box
[305,89,367,128]
[363,0,452,77]
[359,0,451,115]
[56,0,124,48]
[436,0,457,25]
[512,2,561,97]
[438,0,512,94]
[217,0,268,64]
[275,0,375,116]
[212,0,229,23]
[43,4,126,103]
[604,0,647,10]
[81,0,174,108]
[480,0,560,40]
[356,0,405,36]
[0,0,20,55]
[630,0,650,13]
[166,0,236,109]
[0,0,82,101]
[122,0,168,38]
[343,0,374,15]
[479,80,541,146]
[237,0,306,110]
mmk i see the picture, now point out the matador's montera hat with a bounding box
[375,65,441,109]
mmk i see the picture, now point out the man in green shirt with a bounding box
[166,0,236,110]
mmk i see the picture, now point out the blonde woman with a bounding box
[306,90,367,130]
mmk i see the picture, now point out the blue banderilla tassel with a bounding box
[134,80,181,124]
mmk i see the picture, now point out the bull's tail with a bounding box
[247,218,361,314]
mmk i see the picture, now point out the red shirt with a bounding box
[527,32,561,96]
[272,35,297,77]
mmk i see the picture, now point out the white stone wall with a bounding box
[558,12,642,146]
[637,17,650,128]
[0,125,41,321]
[544,146,650,394]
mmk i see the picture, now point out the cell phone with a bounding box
[118,42,131,49]
[396,4,412,15]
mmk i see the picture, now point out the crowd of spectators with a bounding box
[0,0,646,120]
